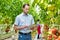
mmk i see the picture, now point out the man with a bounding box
[14,4,34,40]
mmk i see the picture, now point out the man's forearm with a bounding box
[14,25,27,30]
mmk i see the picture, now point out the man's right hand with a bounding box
[14,25,28,30]
[22,25,28,28]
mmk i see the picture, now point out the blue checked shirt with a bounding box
[14,13,34,33]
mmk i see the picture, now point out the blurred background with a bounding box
[0,0,60,40]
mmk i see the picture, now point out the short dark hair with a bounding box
[23,4,30,8]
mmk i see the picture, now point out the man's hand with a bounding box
[14,25,28,30]
[22,25,28,28]
[27,24,37,30]
[30,27,37,30]
[14,25,28,33]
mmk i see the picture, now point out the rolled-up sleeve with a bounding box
[14,16,19,25]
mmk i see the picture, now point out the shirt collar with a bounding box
[22,12,29,16]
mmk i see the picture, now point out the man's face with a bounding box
[23,5,30,14]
